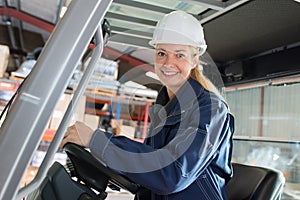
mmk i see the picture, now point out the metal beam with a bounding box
[17,25,105,200]
[0,7,55,32]
[5,20,18,49]
[110,25,152,40]
[112,0,174,15]
[105,12,157,27]
[55,0,64,24]
[183,0,226,11]
[109,33,151,49]
[112,0,202,20]
[199,0,251,24]
[0,0,112,199]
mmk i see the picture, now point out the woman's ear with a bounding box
[192,54,199,69]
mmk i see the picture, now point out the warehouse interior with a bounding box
[0,0,300,199]
[1,0,300,88]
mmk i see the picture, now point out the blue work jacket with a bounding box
[89,78,235,200]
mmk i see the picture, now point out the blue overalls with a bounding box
[89,78,235,200]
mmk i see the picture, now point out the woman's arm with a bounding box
[88,100,233,195]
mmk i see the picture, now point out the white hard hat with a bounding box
[149,10,207,55]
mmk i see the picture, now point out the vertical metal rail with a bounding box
[16,26,105,200]
[0,0,112,199]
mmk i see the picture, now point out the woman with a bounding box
[61,10,234,200]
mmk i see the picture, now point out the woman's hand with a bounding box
[60,121,94,150]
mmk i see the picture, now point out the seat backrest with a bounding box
[226,163,285,200]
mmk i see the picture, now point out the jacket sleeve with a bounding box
[89,99,233,195]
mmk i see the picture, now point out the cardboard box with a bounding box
[111,119,136,139]
[31,150,67,167]
[49,93,71,130]
[84,114,99,130]
[117,125,136,139]
[21,151,68,187]
[0,79,19,91]
[49,94,86,130]
[0,45,9,77]
[20,165,39,188]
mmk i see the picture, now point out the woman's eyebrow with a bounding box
[174,49,187,52]
[157,48,187,53]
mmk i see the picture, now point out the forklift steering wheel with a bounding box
[63,143,140,195]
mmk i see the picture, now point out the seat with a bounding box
[226,163,285,200]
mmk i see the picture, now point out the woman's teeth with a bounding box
[163,71,177,75]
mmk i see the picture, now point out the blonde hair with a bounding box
[190,47,223,97]
[190,67,221,95]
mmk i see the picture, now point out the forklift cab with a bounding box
[27,143,285,200]
[27,143,140,200]
[1,0,295,199]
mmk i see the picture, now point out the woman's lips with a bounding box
[161,70,178,76]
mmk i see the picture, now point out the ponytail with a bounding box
[191,67,221,96]
[189,46,223,98]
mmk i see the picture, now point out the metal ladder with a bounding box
[0,0,113,199]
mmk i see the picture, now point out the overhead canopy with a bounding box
[1,0,300,87]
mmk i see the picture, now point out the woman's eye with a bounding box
[177,53,185,58]
[157,51,166,57]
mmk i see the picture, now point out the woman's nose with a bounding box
[163,55,176,67]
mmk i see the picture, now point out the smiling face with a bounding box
[155,44,198,97]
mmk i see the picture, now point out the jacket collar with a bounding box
[152,78,204,118]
